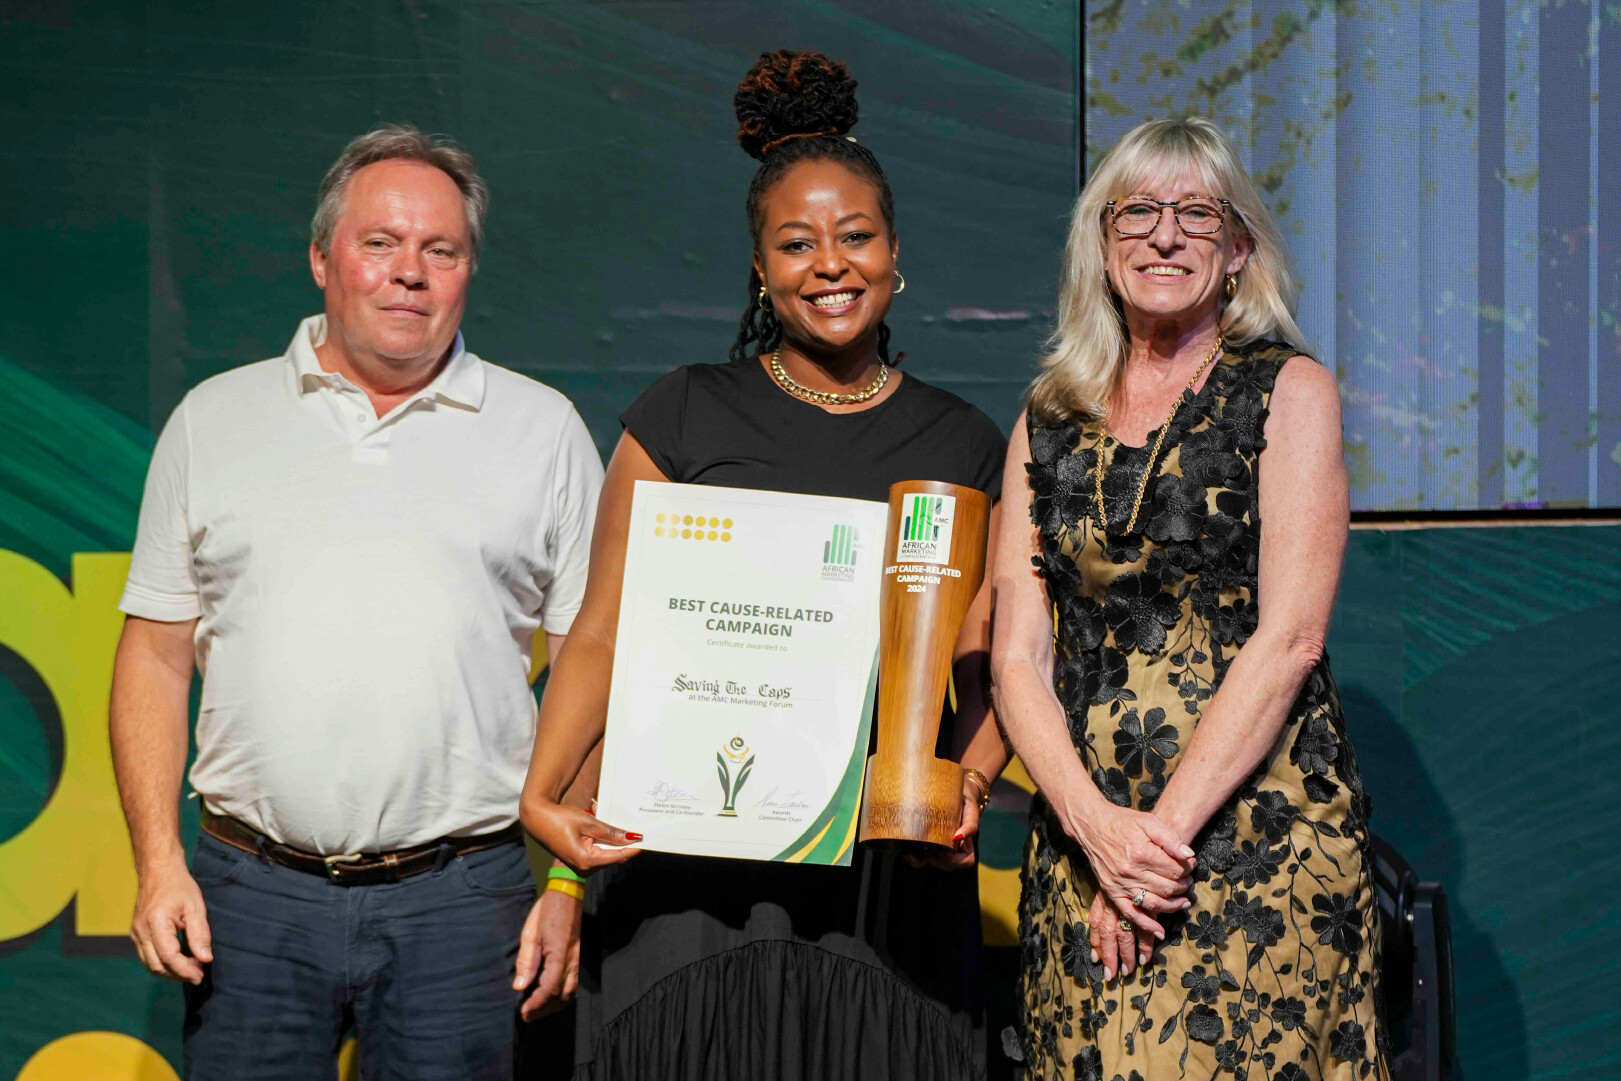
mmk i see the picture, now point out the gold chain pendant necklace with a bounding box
[1093,336,1223,535]
[769,348,888,406]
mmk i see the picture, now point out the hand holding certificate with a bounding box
[594,482,889,865]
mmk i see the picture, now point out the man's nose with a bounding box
[392,248,427,289]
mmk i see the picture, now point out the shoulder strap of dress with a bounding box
[1221,338,1310,400]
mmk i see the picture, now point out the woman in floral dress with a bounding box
[990,117,1388,1080]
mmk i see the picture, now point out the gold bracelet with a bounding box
[545,878,585,901]
[962,767,992,811]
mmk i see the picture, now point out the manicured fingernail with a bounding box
[952,830,964,842]
[1139,951,1149,964]
[1090,950,1099,962]
[513,978,524,989]
[1103,967,1113,980]
[1180,846,1196,858]
[1154,930,1165,941]
[624,832,643,842]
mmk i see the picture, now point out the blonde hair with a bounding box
[1027,116,1307,422]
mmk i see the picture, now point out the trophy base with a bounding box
[857,755,963,850]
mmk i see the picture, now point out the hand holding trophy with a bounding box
[858,480,991,851]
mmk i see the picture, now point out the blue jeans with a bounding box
[183,832,537,1081]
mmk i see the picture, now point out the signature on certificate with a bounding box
[646,781,699,803]
[753,786,812,811]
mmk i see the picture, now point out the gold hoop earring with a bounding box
[758,284,771,309]
[892,271,906,295]
[1224,273,1239,299]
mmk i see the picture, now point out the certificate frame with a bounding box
[594,481,889,865]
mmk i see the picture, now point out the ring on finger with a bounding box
[1119,917,1134,932]
[1131,888,1147,908]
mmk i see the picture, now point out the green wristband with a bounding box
[546,864,584,884]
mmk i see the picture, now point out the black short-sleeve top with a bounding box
[620,355,1006,504]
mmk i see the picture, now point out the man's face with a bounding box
[310,158,473,368]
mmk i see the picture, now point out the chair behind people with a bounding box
[1370,833,1455,1081]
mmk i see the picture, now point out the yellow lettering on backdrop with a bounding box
[0,551,136,941]
[527,627,548,685]
[14,1031,178,1081]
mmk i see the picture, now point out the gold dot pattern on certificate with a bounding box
[653,512,737,540]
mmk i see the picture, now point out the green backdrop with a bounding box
[2,3,1617,1079]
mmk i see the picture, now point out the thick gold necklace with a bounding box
[769,348,888,406]
[1093,337,1223,535]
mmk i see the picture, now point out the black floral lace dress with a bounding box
[1015,340,1389,1081]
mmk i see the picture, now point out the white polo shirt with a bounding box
[120,315,603,854]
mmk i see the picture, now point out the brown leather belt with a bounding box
[201,811,523,887]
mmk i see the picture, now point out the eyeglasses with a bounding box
[1105,196,1230,237]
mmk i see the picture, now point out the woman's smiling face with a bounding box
[753,159,898,357]
[1104,169,1250,330]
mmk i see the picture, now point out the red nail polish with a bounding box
[624,832,643,842]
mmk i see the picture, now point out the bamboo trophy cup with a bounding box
[858,479,991,850]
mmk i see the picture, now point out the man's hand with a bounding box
[514,887,582,1020]
[131,855,213,984]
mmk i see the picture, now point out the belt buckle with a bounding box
[324,852,363,882]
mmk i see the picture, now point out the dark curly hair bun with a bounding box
[734,50,859,161]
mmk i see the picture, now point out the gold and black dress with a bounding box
[1016,340,1389,1081]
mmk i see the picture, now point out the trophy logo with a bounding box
[895,494,956,565]
[715,736,755,817]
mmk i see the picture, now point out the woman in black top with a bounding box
[521,51,1008,1081]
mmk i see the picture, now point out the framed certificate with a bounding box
[595,481,889,865]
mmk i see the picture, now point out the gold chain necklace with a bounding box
[1093,337,1223,535]
[769,348,888,406]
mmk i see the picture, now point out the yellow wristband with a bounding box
[545,878,585,901]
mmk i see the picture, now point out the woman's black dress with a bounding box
[570,355,1007,1081]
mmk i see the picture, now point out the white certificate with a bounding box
[595,481,889,865]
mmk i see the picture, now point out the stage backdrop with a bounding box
[3,3,1618,1081]
[1087,0,1621,512]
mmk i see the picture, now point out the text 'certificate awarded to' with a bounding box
[595,481,889,865]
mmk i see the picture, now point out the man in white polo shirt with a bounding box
[109,124,613,1079]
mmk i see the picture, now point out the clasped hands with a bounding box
[1060,798,1197,982]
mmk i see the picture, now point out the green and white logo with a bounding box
[715,736,755,817]
[821,523,859,580]
[895,494,956,565]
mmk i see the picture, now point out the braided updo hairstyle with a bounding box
[729,50,899,365]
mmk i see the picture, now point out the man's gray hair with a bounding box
[311,124,490,271]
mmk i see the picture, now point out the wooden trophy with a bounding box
[858,479,991,850]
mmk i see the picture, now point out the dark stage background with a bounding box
[1,3,1616,1079]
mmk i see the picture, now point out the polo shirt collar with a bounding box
[287,314,485,411]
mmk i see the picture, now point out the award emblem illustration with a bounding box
[715,736,755,817]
